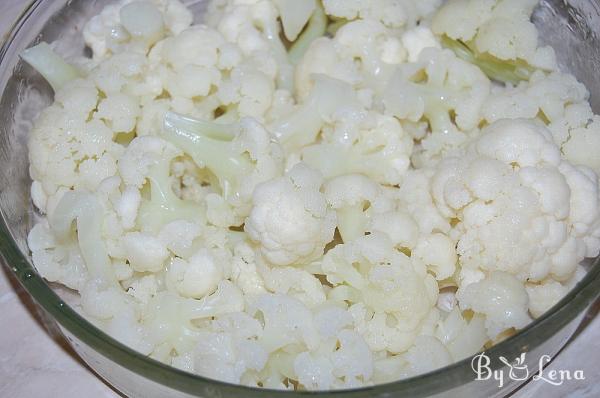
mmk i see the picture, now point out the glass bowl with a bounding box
[1,0,599,397]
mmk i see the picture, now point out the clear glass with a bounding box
[0,0,599,397]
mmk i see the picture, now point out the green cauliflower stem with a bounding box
[441,35,536,85]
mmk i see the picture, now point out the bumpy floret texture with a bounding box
[25,0,600,391]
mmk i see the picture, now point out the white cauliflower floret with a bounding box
[383,48,490,166]
[28,220,88,290]
[482,71,588,127]
[413,233,457,281]
[161,112,284,222]
[525,280,568,319]
[119,136,205,232]
[323,174,382,243]
[295,19,405,99]
[81,278,131,320]
[83,0,193,59]
[28,79,124,197]
[194,312,268,384]
[435,307,488,361]
[294,329,373,390]
[122,231,170,272]
[245,163,336,266]
[398,335,452,377]
[397,169,451,236]
[126,274,159,303]
[208,0,293,90]
[142,281,244,361]
[457,271,532,339]
[432,119,600,283]
[230,242,266,295]
[368,210,420,250]
[324,234,438,347]
[166,248,225,298]
[432,0,557,71]
[402,26,441,63]
[252,293,321,352]
[217,64,275,120]
[323,0,441,29]
[302,113,414,186]
[260,266,327,308]
[481,70,600,175]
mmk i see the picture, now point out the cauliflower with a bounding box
[161,112,284,223]
[432,119,600,283]
[323,174,389,243]
[119,135,206,232]
[28,79,124,198]
[383,48,490,166]
[432,0,557,83]
[323,234,438,340]
[301,113,414,186]
[23,0,600,391]
[83,0,193,59]
[322,0,442,30]
[457,271,532,339]
[193,312,268,384]
[295,19,405,99]
[245,163,336,266]
[166,248,226,298]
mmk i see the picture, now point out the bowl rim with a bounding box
[1,0,600,396]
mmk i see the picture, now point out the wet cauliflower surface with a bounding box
[25,0,600,390]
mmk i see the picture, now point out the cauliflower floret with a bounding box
[432,119,600,283]
[158,220,203,258]
[302,113,414,186]
[413,233,457,281]
[142,281,244,361]
[383,48,490,166]
[260,266,327,308]
[323,0,441,30]
[207,0,293,90]
[252,293,321,352]
[28,220,88,290]
[294,329,373,390]
[161,112,284,222]
[119,136,206,232]
[295,19,405,99]
[323,174,382,243]
[432,0,557,72]
[166,248,226,298]
[402,26,441,63]
[122,231,170,272]
[28,79,124,197]
[457,271,532,339]
[323,233,438,337]
[83,0,193,59]
[397,169,451,236]
[525,280,568,318]
[230,241,267,295]
[434,307,488,361]
[245,163,336,266]
[193,312,268,384]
